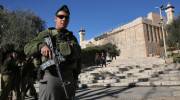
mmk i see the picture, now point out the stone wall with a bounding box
[81,12,167,58]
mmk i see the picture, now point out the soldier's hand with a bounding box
[40,45,52,59]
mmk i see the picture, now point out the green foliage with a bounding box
[0,7,45,51]
[172,53,180,63]
[103,43,119,56]
[81,43,119,67]
[81,46,101,66]
[166,15,180,50]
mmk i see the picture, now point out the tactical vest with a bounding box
[33,28,81,70]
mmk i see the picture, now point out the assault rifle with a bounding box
[40,34,69,99]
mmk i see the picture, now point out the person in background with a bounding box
[0,44,20,100]
[101,52,106,67]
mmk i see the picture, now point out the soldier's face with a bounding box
[55,11,69,30]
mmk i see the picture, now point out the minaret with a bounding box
[165,3,175,24]
[79,28,85,46]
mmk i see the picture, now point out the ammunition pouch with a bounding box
[58,42,71,56]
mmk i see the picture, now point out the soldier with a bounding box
[24,5,81,100]
[17,52,38,100]
[100,52,106,67]
[0,44,20,100]
[95,53,101,66]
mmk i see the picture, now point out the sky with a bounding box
[0,0,180,41]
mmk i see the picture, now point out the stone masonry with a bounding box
[79,3,175,58]
[78,57,180,88]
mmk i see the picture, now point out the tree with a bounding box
[0,6,7,42]
[81,43,119,67]
[0,6,45,51]
[166,15,180,50]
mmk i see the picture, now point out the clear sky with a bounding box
[0,0,180,41]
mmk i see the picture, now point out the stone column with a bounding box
[151,25,155,42]
[155,26,160,42]
[148,24,152,42]
[158,27,162,40]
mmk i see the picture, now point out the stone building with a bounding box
[79,3,175,58]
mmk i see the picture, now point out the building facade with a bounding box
[79,3,175,58]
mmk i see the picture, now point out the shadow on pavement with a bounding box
[76,87,109,98]
[141,86,157,100]
[76,88,91,93]
[76,86,135,100]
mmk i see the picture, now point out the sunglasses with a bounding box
[56,15,69,20]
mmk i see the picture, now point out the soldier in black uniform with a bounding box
[24,5,81,100]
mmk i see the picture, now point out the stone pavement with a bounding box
[75,57,180,100]
[1,57,180,100]
[24,86,180,100]
[79,58,180,87]
[75,86,180,100]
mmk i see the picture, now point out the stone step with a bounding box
[136,82,151,86]
[153,81,180,86]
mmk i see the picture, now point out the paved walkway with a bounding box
[1,58,180,100]
[1,80,180,100]
[76,86,180,100]
[23,86,180,100]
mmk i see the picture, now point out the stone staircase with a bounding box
[79,57,180,88]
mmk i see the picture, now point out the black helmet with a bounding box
[55,5,70,16]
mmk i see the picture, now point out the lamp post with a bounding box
[156,5,168,59]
